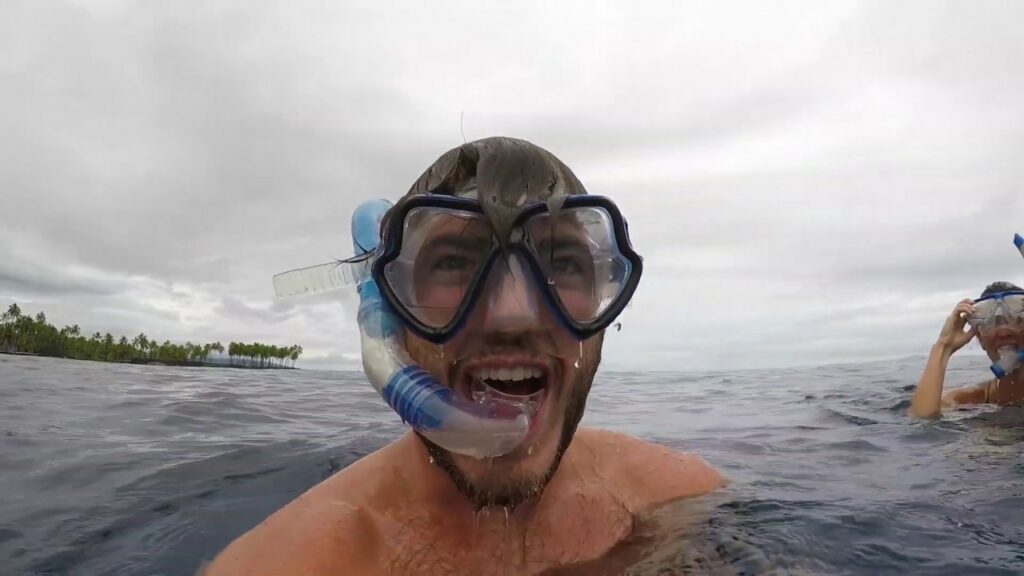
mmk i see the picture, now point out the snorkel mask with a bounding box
[965,233,1024,378]
[272,180,642,459]
[373,194,641,343]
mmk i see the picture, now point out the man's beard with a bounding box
[418,371,594,511]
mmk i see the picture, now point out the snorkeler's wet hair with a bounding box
[390,137,588,247]
[981,281,1023,298]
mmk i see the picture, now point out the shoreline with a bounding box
[0,351,297,369]
[127,358,296,369]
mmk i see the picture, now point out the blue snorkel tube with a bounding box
[350,200,530,459]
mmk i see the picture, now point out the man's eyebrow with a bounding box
[536,238,589,253]
[533,229,590,249]
[422,233,490,251]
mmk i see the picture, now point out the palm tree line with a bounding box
[1,303,302,368]
[226,342,303,369]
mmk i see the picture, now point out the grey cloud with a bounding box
[215,296,291,324]
[212,294,330,326]
[3,0,1024,370]
[0,247,120,298]
[0,266,111,298]
[299,351,363,371]
[2,1,428,288]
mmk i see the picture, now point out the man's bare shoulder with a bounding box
[575,427,725,512]
[202,440,407,576]
[942,381,990,407]
[203,497,379,576]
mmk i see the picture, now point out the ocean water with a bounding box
[1,354,1022,575]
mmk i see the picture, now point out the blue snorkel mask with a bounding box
[272,193,642,459]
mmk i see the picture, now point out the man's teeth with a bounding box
[472,366,543,382]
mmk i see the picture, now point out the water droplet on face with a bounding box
[527,445,534,456]
[503,506,510,534]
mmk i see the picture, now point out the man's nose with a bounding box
[480,256,541,336]
[987,300,1009,325]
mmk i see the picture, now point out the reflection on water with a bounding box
[1,354,1023,575]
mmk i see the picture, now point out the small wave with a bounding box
[820,407,879,427]
[888,399,912,412]
[825,439,887,453]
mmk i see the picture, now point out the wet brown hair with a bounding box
[981,281,1023,298]
[387,137,589,248]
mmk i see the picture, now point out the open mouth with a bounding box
[471,365,546,396]
[989,327,1020,347]
[458,358,552,416]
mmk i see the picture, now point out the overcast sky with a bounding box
[2,0,1023,371]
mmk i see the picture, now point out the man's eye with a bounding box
[552,257,583,276]
[433,255,474,272]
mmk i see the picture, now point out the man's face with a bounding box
[971,294,1024,361]
[401,211,604,509]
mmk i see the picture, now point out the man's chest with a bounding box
[378,494,635,575]
[991,379,1024,405]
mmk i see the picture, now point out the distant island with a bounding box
[1,303,303,369]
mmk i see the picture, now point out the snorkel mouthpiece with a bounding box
[351,200,530,459]
[990,347,1024,379]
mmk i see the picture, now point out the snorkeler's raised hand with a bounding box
[911,299,979,418]
[936,299,977,354]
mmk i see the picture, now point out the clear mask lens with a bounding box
[383,207,494,330]
[525,206,632,325]
[968,293,1024,329]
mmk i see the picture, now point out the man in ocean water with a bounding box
[206,137,723,575]
[910,281,1024,418]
